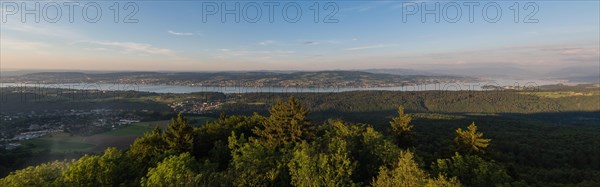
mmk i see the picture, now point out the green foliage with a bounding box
[253,96,313,148]
[128,126,167,163]
[0,160,70,186]
[389,106,415,148]
[164,113,195,153]
[453,122,490,155]
[127,126,168,181]
[5,89,600,186]
[228,132,292,186]
[140,153,199,187]
[62,147,133,186]
[288,139,357,187]
[372,151,461,187]
[321,121,400,184]
[433,153,512,187]
[193,113,263,161]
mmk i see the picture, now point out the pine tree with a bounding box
[389,106,414,148]
[372,151,460,187]
[253,96,312,148]
[163,113,194,153]
[453,122,490,155]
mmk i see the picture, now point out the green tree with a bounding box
[389,106,415,148]
[288,139,357,187]
[0,160,70,186]
[193,113,263,162]
[127,126,168,180]
[433,153,512,187]
[453,122,490,155]
[228,132,292,186]
[164,113,194,153]
[372,151,461,187]
[140,153,199,187]
[321,120,400,184]
[253,96,312,148]
[62,147,131,186]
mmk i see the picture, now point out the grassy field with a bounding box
[24,138,95,154]
[523,90,600,98]
[100,120,170,136]
[22,117,216,154]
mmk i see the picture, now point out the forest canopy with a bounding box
[1,96,599,186]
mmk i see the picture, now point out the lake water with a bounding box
[0,79,571,94]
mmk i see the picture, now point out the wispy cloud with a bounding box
[1,38,48,50]
[345,44,388,51]
[215,48,295,62]
[540,47,600,56]
[77,40,175,56]
[259,40,275,46]
[302,40,340,46]
[168,30,194,36]
[1,22,81,39]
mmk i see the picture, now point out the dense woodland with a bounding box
[2,96,600,186]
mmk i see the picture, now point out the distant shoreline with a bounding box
[0,79,580,94]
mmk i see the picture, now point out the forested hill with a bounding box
[225,89,600,114]
[0,71,472,87]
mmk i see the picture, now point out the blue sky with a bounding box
[1,0,598,71]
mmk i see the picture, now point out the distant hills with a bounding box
[2,65,597,85]
[0,71,473,88]
[544,66,600,82]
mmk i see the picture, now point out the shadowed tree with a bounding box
[127,126,168,180]
[389,106,415,148]
[433,153,512,187]
[163,113,194,153]
[453,122,491,155]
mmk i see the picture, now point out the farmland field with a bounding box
[22,117,215,154]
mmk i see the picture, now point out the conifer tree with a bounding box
[163,113,194,153]
[372,151,460,187]
[389,106,415,148]
[453,122,490,155]
[253,96,312,148]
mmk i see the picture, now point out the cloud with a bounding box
[302,40,340,46]
[77,40,175,56]
[214,48,295,62]
[344,44,387,51]
[1,38,48,50]
[259,40,275,46]
[168,30,194,36]
[540,47,600,56]
[303,41,319,45]
[341,5,374,12]
[1,22,81,39]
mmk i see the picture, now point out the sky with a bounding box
[1,0,599,72]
